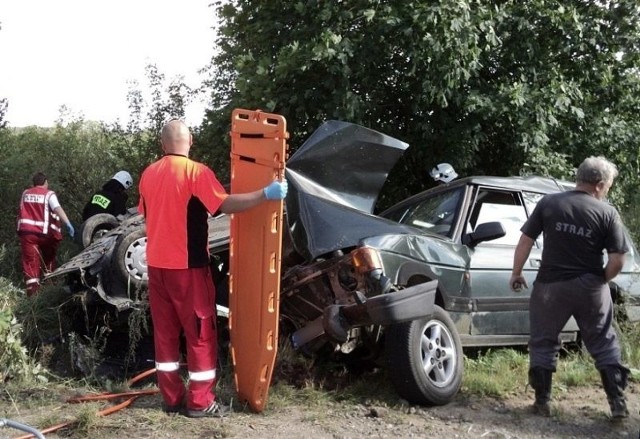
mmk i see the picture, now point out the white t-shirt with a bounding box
[49,192,61,211]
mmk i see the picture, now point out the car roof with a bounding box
[381,175,574,215]
[444,175,574,193]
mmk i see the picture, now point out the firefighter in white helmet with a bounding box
[82,170,133,221]
[430,163,458,184]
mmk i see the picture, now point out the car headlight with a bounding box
[351,247,383,274]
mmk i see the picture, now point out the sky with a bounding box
[0,0,216,127]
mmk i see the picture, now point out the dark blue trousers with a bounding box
[529,273,623,370]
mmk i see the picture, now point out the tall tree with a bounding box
[0,98,7,130]
[202,0,640,209]
[109,63,197,176]
[0,20,6,129]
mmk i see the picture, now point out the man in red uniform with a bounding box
[138,119,287,418]
[17,172,75,296]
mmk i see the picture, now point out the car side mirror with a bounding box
[462,221,506,248]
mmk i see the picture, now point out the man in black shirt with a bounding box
[82,170,133,221]
[510,156,630,420]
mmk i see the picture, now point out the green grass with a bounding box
[3,272,640,435]
[619,320,640,370]
[461,321,640,400]
[463,348,529,397]
[555,350,601,388]
[1,322,638,439]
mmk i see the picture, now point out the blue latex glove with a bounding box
[263,180,288,200]
[66,223,75,238]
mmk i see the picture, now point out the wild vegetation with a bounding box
[205,1,640,211]
[2,2,640,436]
[1,277,638,438]
[2,1,640,277]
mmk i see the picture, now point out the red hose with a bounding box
[13,368,159,439]
[128,367,158,386]
[67,388,159,403]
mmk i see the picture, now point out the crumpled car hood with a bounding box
[285,121,412,261]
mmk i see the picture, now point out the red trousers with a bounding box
[19,233,60,296]
[148,266,218,411]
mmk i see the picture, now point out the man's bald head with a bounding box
[161,120,192,155]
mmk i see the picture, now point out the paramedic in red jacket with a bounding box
[138,119,287,418]
[17,172,75,296]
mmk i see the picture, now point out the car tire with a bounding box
[79,213,120,247]
[385,305,463,406]
[112,228,148,288]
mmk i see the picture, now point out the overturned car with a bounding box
[47,121,640,407]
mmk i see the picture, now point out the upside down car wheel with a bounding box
[112,228,148,288]
[79,213,119,248]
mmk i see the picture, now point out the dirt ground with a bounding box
[2,379,639,439]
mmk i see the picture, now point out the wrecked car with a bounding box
[46,120,640,407]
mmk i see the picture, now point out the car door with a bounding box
[463,187,542,337]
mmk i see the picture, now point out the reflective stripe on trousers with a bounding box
[155,361,180,372]
[189,369,216,382]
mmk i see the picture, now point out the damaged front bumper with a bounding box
[291,280,438,349]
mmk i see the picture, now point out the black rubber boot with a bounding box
[599,366,630,420]
[528,367,553,416]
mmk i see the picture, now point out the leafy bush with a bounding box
[0,66,198,285]
[0,278,47,384]
[0,123,130,283]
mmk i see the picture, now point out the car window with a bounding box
[382,204,411,223]
[468,189,526,246]
[475,203,527,245]
[522,191,544,216]
[395,188,464,237]
[523,191,545,247]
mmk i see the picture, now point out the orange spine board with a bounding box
[228,108,287,413]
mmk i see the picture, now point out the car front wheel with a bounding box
[385,305,463,406]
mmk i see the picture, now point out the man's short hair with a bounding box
[32,172,47,186]
[576,156,618,186]
[161,119,190,144]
